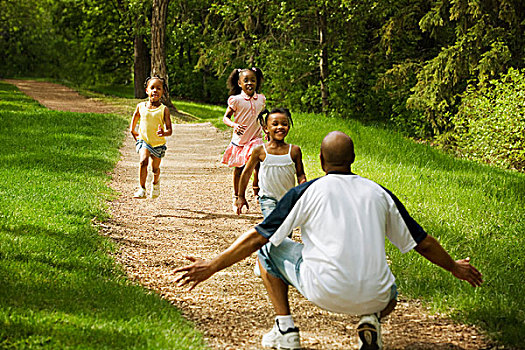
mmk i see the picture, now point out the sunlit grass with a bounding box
[0,82,209,349]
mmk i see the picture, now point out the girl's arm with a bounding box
[223,107,246,135]
[157,107,173,137]
[292,145,307,184]
[235,146,263,214]
[130,105,141,141]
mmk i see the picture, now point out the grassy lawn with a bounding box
[0,82,208,349]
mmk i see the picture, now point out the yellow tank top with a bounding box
[138,102,167,147]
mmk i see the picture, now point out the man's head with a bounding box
[320,131,355,173]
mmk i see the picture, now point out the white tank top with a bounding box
[259,144,297,200]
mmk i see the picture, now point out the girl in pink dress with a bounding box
[222,67,266,211]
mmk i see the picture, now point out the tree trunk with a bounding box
[134,33,149,99]
[151,0,176,109]
[318,7,329,114]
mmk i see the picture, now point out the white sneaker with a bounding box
[261,322,301,349]
[133,187,146,198]
[151,181,160,198]
[357,313,382,350]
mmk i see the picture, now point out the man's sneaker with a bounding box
[357,313,382,350]
[261,322,301,349]
[151,181,160,198]
[133,187,146,198]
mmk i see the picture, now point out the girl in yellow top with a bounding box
[130,76,173,198]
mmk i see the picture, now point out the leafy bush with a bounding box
[453,68,525,171]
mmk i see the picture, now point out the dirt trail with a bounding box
[5,79,493,349]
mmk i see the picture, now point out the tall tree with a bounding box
[318,2,329,114]
[129,0,151,99]
[407,0,525,135]
[151,0,175,108]
[134,32,150,99]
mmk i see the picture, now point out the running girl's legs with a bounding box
[139,148,151,189]
[151,155,162,184]
[233,166,243,197]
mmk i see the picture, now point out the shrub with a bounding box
[453,68,525,171]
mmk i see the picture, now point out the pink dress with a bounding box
[222,91,266,167]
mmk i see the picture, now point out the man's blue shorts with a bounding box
[257,238,306,295]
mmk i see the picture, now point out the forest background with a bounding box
[1,0,524,171]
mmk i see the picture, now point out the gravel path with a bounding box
[5,79,494,350]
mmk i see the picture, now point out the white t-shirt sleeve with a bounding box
[386,204,418,253]
[385,189,428,254]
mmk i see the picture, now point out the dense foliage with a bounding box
[1,0,524,169]
[453,68,525,171]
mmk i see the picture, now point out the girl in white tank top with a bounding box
[235,108,307,218]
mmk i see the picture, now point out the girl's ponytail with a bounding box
[257,108,270,128]
[227,69,242,96]
[251,67,264,93]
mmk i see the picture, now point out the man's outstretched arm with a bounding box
[414,235,483,287]
[174,228,269,290]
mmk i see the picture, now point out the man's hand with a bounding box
[415,235,483,288]
[451,257,483,287]
[174,256,217,291]
[174,228,268,292]
[235,196,249,215]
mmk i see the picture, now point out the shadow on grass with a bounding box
[0,223,205,349]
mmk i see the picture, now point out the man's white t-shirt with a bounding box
[255,173,427,315]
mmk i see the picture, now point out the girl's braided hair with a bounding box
[257,108,294,128]
[227,67,264,96]
[144,75,169,92]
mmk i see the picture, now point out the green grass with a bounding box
[171,100,226,129]
[89,84,136,99]
[0,82,209,349]
[286,113,525,347]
